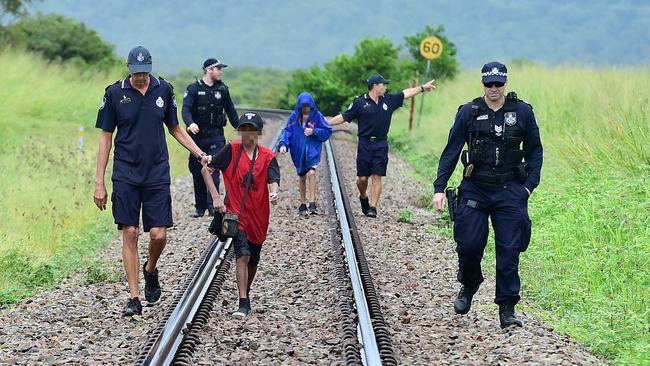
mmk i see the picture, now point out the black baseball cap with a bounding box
[238,112,264,130]
[203,58,228,70]
[481,61,508,84]
[127,46,152,74]
[366,74,391,88]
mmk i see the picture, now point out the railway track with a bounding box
[135,108,395,366]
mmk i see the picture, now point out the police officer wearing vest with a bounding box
[182,58,239,218]
[329,74,435,217]
[433,62,543,328]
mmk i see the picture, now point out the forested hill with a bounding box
[31,0,650,72]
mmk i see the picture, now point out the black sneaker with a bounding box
[233,298,251,319]
[453,285,478,314]
[366,206,377,218]
[308,202,317,215]
[298,203,308,216]
[122,297,142,317]
[359,197,370,215]
[190,208,205,218]
[143,262,161,304]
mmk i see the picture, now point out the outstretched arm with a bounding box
[403,79,436,99]
[168,124,210,164]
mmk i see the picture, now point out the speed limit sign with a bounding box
[419,36,444,60]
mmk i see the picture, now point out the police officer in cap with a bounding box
[94,46,210,316]
[329,74,435,217]
[433,61,543,328]
[182,58,239,217]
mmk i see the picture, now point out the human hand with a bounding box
[433,192,446,213]
[279,146,287,154]
[188,123,200,134]
[212,196,226,213]
[200,154,212,166]
[422,79,436,92]
[269,191,279,205]
[94,183,108,210]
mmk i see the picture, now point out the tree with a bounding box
[4,12,118,69]
[401,24,459,82]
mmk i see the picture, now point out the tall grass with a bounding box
[0,49,190,302]
[390,63,649,364]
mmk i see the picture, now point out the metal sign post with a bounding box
[416,36,444,127]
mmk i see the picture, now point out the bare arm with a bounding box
[94,131,113,210]
[201,166,225,212]
[327,114,346,126]
[168,123,210,164]
[403,79,436,99]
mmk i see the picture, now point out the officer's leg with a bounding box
[356,176,369,198]
[454,201,489,289]
[189,154,208,213]
[369,174,382,207]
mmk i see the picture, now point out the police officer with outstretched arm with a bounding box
[182,58,239,218]
[432,62,543,328]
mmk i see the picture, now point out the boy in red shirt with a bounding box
[203,112,280,318]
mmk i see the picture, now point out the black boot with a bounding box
[499,302,523,328]
[453,285,478,314]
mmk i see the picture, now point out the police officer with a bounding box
[433,61,543,328]
[94,46,210,316]
[328,74,435,217]
[182,58,239,218]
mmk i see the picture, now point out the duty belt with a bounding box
[360,135,387,142]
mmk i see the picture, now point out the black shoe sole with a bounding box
[144,289,161,304]
[453,303,471,315]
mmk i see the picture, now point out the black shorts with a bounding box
[111,181,173,232]
[356,139,389,177]
[233,230,263,266]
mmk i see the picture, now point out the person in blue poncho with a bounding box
[278,92,332,215]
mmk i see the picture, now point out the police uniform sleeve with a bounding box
[164,82,179,127]
[341,98,360,122]
[389,92,405,111]
[181,84,195,126]
[95,88,116,132]
[223,87,239,129]
[267,157,280,185]
[433,105,470,193]
[522,106,543,193]
[208,143,232,171]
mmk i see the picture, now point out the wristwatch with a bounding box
[197,152,207,162]
[420,85,425,93]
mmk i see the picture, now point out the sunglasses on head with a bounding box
[483,82,505,88]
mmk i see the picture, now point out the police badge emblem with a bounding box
[156,96,164,108]
[382,103,388,111]
[98,97,106,110]
[504,112,517,126]
[137,52,144,62]
[215,91,222,99]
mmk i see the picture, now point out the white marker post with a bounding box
[417,36,444,126]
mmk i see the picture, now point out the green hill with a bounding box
[29,0,650,71]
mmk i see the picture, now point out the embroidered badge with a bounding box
[198,91,206,95]
[215,91,222,99]
[137,52,144,62]
[382,103,388,111]
[172,94,177,108]
[98,97,106,110]
[477,114,489,120]
[119,95,131,104]
[494,125,503,137]
[156,96,164,108]
[504,112,517,126]
[183,91,188,98]
[245,112,256,119]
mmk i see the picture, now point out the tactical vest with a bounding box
[461,92,527,187]
[191,80,228,133]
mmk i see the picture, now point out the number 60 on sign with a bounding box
[419,36,444,60]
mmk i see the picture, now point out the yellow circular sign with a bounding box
[420,36,444,60]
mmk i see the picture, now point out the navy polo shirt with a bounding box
[342,92,405,137]
[433,98,543,193]
[95,75,179,186]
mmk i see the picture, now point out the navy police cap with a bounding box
[481,61,508,84]
[203,58,228,70]
[366,74,391,88]
[127,46,152,74]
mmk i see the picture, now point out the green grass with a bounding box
[390,63,649,364]
[0,49,193,303]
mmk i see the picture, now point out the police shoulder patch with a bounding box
[98,97,106,110]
